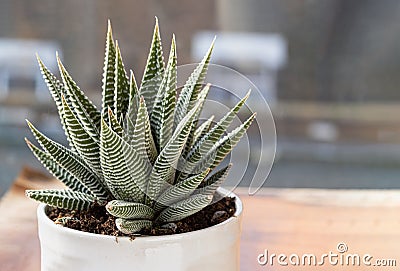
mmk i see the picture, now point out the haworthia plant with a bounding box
[25,19,256,234]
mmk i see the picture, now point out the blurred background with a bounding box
[1,0,400,197]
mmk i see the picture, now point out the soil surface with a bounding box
[47,196,236,237]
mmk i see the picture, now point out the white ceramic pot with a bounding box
[37,190,243,271]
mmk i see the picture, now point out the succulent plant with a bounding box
[25,19,255,234]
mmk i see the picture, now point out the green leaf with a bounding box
[115,219,152,234]
[156,194,212,223]
[193,115,215,145]
[100,119,151,202]
[102,20,117,118]
[25,139,91,195]
[57,55,101,141]
[150,36,177,151]
[145,103,199,205]
[108,107,124,137]
[26,189,96,211]
[126,70,140,136]
[36,55,75,150]
[26,120,109,201]
[139,18,165,113]
[114,42,130,119]
[154,168,210,212]
[132,97,157,164]
[180,84,210,159]
[61,96,103,179]
[194,113,256,173]
[174,38,214,127]
[197,164,231,196]
[179,91,251,180]
[106,200,154,220]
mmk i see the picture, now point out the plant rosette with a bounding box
[25,18,255,271]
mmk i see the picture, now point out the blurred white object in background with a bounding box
[192,31,287,106]
[0,39,61,101]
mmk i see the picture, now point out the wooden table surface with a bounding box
[1,168,400,271]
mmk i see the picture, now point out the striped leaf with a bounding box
[145,103,199,205]
[114,42,130,119]
[150,36,177,151]
[132,97,157,164]
[156,194,212,223]
[193,115,215,145]
[26,189,96,211]
[100,119,151,202]
[126,70,139,136]
[154,168,210,212]
[102,20,117,118]
[180,84,210,159]
[108,107,124,137]
[124,116,135,143]
[174,38,214,127]
[139,18,165,113]
[57,55,101,141]
[25,139,91,195]
[197,164,231,196]
[194,113,256,173]
[115,219,152,234]
[106,200,154,219]
[61,96,103,179]
[36,55,75,150]
[179,91,251,180]
[26,120,109,201]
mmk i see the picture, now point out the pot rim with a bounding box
[37,188,243,241]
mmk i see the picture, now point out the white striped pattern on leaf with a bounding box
[26,189,96,211]
[194,113,256,174]
[62,97,103,180]
[139,18,165,114]
[174,39,214,127]
[156,194,212,223]
[126,71,139,137]
[150,36,177,151]
[114,42,130,119]
[102,21,117,119]
[197,164,231,196]
[154,168,210,212]
[106,200,154,219]
[124,116,135,143]
[26,139,91,195]
[133,97,157,164]
[180,84,210,159]
[100,119,151,202]
[192,115,215,146]
[57,56,101,141]
[26,120,109,201]
[115,219,152,234]
[146,104,199,205]
[108,108,124,137]
[178,90,251,181]
[36,55,75,150]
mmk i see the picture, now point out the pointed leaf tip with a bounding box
[107,19,113,33]
[24,137,31,145]
[26,119,33,128]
